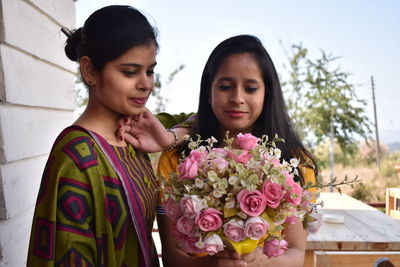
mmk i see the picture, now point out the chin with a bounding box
[129,107,147,116]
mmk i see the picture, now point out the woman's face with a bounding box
[210,53,265,136]
[90,43,157,117]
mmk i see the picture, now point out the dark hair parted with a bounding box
[187,35,318,183]
[64,5,158,71]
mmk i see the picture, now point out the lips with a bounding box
[226,110,247,118]
[130,97,147,105]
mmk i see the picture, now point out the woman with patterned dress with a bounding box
[27,5,179,266]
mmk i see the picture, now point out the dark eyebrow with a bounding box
[217,77,262,84]
[120,62,157,68]
[245,79,262,84]
[216,77,234,82]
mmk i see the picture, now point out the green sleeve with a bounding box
[156,112,196,129]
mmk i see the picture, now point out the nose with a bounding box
[137,72,153,92]
[229,87,245,104]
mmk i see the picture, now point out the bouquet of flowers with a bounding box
[161,132,320,257]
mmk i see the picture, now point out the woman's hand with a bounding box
[240,247,268,267]
[199,252,247,267]
[117,109,176,152]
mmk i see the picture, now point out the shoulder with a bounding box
[156,112,196,128]
[35,126,100,204]
[157,149,180,177]
[49,126,100,172]
[294,150,317,183]
[52,125,93,151]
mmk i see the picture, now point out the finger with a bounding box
[123,134,139,147]
[214,250,233,259]
[132,114,142,121]
[240,248,261,262]
[216,258,247,267]
[215,251,240,260]
[141,109,149,118]
[123,116,131,125]
[230,252,241,260]
[240,253,256,263]
[116,123,124,140]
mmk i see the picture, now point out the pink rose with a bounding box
[228,150,252,164]
[223,219,245,242]
[262,153,280,166]
[236,133,259,150]
[262,181,284,209]
[178,150,208,180]
[244,216,269,240]
[211,148,228,158]
[203,234,224,255]
[210,158,228,174]
[285,215,298,225]
[195,208,222,232]
[171,223,189,241]
[176,216,198,236]
[180,195,207,219]
[285,174,303,206]
[190,149,208,161]
[263,238,289,258]
[178,157,199,180]
[237,189,267,217]
[163,197,182,220]
[179,235,203,254]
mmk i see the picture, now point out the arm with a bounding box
[27,134,97,266]
[118,109,194,153]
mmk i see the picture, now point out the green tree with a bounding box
[283,44,371,184]
[284,44,371,154]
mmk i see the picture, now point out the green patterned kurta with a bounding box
[27,126,159,266]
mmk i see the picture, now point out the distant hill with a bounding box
[388,142,400,152]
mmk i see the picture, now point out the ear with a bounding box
[80,56,98,86]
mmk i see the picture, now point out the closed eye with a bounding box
[219,85,232,91]
[122,70,137,77]
[245,86,258,93]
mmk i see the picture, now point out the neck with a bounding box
[74,102,126,147]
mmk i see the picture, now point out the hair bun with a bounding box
[64,28,82,62]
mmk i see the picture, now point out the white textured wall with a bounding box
[0,0,76,266]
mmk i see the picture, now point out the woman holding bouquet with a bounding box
[154,35,318,266]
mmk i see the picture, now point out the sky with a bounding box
[75,0,400,145]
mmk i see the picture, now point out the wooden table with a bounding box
[305,192,400,267]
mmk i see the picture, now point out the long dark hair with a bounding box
[184,35,318,183]
[64,5,158,71]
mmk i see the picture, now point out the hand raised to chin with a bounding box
[116,109,176,153]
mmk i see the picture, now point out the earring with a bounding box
[89,79,94,85]
[208,98,211,104]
